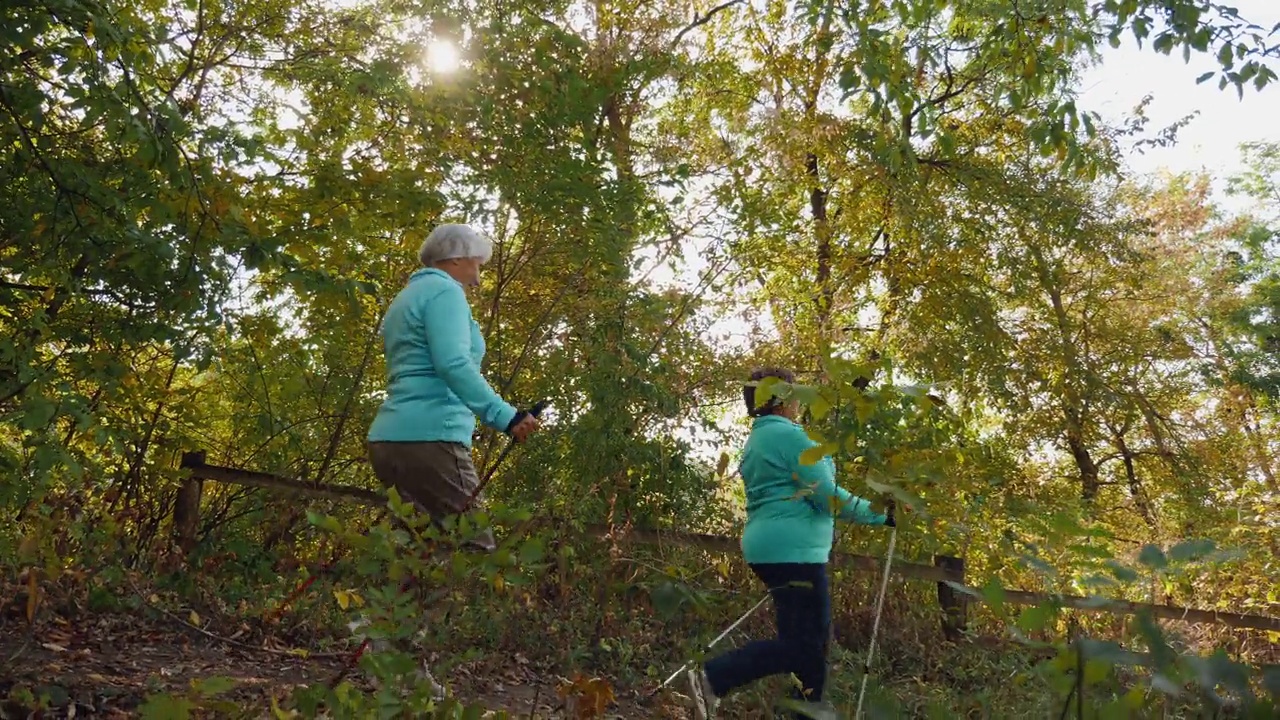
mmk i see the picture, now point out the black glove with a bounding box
[505,410,532,435]
[884,500,897,528]
[504,400,548,436]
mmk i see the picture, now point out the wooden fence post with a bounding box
[935,555,967,641]
[173,451,207,553]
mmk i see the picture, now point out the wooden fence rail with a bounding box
[176,452,1280,635]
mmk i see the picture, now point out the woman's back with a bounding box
[368,267,514,446]
[739,415,839,565]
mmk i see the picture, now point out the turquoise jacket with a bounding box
[739,415,887,565]
[367,268,517,447]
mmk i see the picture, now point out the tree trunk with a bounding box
[1112,428,1156,527]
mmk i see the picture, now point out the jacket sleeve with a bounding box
[788,428,887,526]
[422,283,518,432]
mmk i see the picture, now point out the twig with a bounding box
[528,683,542,719]
[128,578,347,659]
[672,0,745,46]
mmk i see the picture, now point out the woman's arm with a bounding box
[787,429,887,526]
[422,283,518,432]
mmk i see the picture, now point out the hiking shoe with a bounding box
[416,661,446,700]
[348,616,445,700]
[687,668,719,720]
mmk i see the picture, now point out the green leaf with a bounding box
[754,376,783,409]
[1015,602,1058,633]
[1151,673,1182,697]
[138,693,195,720]
[981,576,1006,614]
[864,475,928,519]
[1218,42,1234,68]
[300,509,340,532]
[808,392,833,421]
[1195,70,1216,84]
[1077,638,1130,666]
[19,397,57,430]
[1261,666,1280,700]
[191,676,237,697]
[1137,544,1167,569]
[1105,559,1139,582]
[943,580,981,599]
[518,537,544,565]
[649,581,684,619]
[1166,538,1215,563]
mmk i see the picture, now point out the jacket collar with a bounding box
[751,414,797,430]
[409,267,457,285]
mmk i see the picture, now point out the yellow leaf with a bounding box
[17,534,39,560]
[189,610,201,626]
[853,396,875,423]
[334,589,350,610]
[808,393,832,421]
[715,452,730,477]
[149,594,160,604]
[799,443,835,466]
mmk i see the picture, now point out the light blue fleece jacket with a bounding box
[367,268,517,447]
[739,414,887,565]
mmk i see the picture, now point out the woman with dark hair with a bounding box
[688,367,894,719]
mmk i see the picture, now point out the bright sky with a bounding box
[1075,0,1280,211]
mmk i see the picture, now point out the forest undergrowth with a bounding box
[2,486,1277,719]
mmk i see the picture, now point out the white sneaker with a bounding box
[687,669,719,720]
[347,616,392,653]
[416,661,446,700]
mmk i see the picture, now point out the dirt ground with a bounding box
[0,609,680,718]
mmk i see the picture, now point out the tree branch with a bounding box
[671,0,745,47]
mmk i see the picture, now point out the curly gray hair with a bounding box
[418,223,494,266]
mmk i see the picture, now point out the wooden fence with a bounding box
[175,452,1280,637]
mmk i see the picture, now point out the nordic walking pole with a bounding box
[855,501,897,720]
[468,400,548,505]
[647,591,772,698]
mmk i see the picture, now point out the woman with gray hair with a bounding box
[355,225,541,698]
[367,222,541,550]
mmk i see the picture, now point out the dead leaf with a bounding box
[41,642,68,652]
[189,610,201,626]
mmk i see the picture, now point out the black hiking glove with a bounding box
[504,400,548,436]
[884,500,897,528]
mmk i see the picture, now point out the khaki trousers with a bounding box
[366,440,497,552]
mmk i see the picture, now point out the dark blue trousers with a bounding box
[704,562,831,703]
